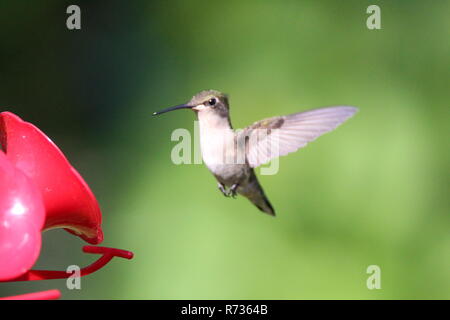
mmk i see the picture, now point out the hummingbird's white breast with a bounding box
[197,111,247,185]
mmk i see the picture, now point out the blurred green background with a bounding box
[0,0,448,299]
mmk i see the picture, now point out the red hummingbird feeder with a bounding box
[0,112,133,299]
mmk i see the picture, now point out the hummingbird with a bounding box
[153,90,357,216]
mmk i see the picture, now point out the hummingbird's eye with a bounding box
[208,98,217,106]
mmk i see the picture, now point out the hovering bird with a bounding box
[153,90,357,216]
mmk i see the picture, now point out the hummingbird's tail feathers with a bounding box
[254,194,276,216]
[241,171,276,216]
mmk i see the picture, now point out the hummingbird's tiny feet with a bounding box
[228,183,239,198]
[218,183,228,197]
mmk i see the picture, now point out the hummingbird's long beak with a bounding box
[152,104,193,116]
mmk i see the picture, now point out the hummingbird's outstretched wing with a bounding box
[240,106,358,168]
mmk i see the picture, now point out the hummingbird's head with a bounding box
[153,90,230,118]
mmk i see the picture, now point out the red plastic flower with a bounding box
[0,112,103,244]
[0,112,133,298]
